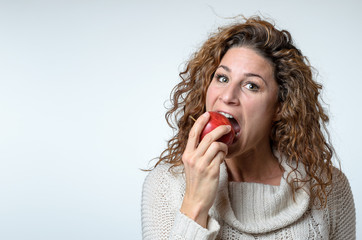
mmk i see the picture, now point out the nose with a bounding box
[219,84,240,105]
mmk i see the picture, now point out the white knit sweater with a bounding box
[141,158,355,239]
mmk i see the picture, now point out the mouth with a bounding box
[217,111,241,138]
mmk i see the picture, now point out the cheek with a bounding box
[205,86,217,110]
[246,98,277,121]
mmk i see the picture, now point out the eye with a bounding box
[245,82,259,91]
[215,74,228,83]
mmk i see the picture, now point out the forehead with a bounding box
[219,47,275,77]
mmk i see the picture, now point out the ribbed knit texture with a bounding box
[228,180,307,233]
[229,182,280,225]
[141,158,355,239]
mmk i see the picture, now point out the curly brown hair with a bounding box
[152,16,337,208]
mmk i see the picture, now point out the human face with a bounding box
[206,47,279,158]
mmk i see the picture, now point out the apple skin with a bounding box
[200,111,235,146]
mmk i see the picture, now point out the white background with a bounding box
[0,0,361,239]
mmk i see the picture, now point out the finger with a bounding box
[196,125,231,155]
[185,112,210,152]
[201,141,228,165]
[207,151,225,178]
[209,150,227,169]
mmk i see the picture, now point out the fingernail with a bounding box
[226,125,231,131]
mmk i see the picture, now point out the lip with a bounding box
[215,110,241,136]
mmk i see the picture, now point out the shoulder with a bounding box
[326,166,356,238]
[330,166,352,194]
[326,166,353,205]
[142,163,186,218]
[143,163,184,186]
[142,163,186,199]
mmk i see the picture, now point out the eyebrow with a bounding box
[217,65,267,85]
[218,65,231,72]
[245,73,267,84]
[217,65,268,85]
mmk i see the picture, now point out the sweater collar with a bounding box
[210,154,310,234]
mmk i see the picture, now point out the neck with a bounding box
[225,144,283,186]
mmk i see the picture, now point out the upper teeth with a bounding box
[218,112,233,119]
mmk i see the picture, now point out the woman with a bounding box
[141,16,355,239]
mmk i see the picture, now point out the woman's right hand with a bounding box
[180,112,230,228]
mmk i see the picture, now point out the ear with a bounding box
[273,103,282,122]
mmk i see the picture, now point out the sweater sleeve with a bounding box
[141,164,220,240]
[329,168,356,240]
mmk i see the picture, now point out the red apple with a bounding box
[200,111,235,146]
